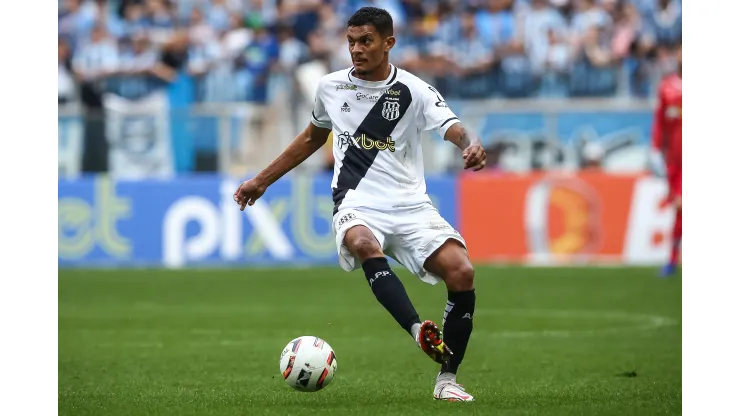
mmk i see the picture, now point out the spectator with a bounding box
[538,27,571,97]
[570,0,612,39]
[59,0,96,45]
[59,37,77,105]
[72,22,119,105]
[433,0,461,47]
[579,25,613,68]
[646,0,681,47]
[314,2,352,72]
[245,0,279,29]
[146,0,175,28]
[118,0,150,38]
[208,0,232,32]
[235,17,279,164]
[222,12,253,59]
[520,0,567,75]
[72,22,119,173]
[275,23,309,75]
[475,0,518,49]
[442,8,494,98]
[145,0,177,44]
[569,23,617,96]
[188,30,236,102]
[278,0,323,44]
[611,1,642,60]
[395,15,447,80]
[189,7,217,46]
[274,22,311,139]
[237,17,279,102]
[113,33,169,100]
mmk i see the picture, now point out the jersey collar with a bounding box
[347,64,398,89]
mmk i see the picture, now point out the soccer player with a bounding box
[234,7,486,401]
[650,43,682,277]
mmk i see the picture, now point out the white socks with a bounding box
[437,372,456,384]
[411,322,421,344]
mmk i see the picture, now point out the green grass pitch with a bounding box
[59,266,681,415]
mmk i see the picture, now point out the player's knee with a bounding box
[348,236,383,262]
[445,262,475,292]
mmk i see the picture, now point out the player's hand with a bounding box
[462,143,487,171]
[233,179,267,211]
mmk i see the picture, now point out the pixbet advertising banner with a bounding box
[59,172,674,267]
[458,171,676,265]
[58,174,458,267]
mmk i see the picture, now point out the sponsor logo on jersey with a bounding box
[336,84,358,91]
[355,88,401,101]
[355,134,396,152]
[356,92,380,101]
[341,102,351,113]
[336,131,396,152]
[336,131,354,149]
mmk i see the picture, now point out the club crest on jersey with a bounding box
[382,101,400,121]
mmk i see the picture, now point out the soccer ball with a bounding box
[279,336,338,392]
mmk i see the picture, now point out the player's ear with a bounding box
[384,35,395,52]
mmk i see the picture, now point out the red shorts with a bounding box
[667,166,682,200]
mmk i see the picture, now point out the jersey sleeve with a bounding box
[417,83,460,137]
[310,79,333,129]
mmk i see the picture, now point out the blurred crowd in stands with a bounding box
[59,0,682,106]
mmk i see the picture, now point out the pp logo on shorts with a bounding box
[337,212,357,228]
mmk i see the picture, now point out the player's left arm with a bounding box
[444,122,487,171]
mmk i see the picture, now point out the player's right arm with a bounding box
[649,80,667,177]
[233,122,332,210]
[234,79,333,210]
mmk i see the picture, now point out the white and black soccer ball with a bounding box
[279,336,337,392]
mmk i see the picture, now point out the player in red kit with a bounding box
[650,44,682,277]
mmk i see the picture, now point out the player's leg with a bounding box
[661,168,682,277]
[423,240,476,401]
[386,204,474,401]
[336,215,422,340]
[661,196,682,277]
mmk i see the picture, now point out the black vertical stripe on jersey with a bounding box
[332,82,412,215]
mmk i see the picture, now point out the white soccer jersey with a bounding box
[311,64,461,215]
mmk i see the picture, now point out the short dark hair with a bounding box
[347,7,394,37]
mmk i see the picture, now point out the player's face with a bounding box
[347,25,393,75]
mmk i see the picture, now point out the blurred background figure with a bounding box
[650,42,682,278]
